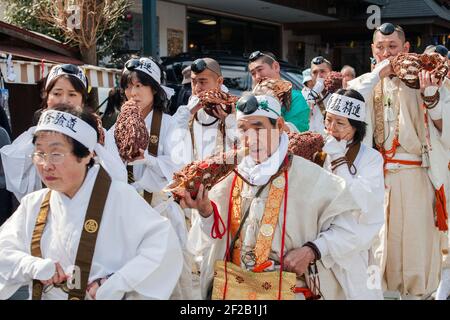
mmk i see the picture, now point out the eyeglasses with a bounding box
[248,51,276,63]
[434,45,449,58]
[31,152,66,165]
[376,23,404,36]
[312,56,332,66]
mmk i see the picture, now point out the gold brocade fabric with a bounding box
[230,178,243,265]
[254,176,285,266]
[211,260,296,300]
[373,81,386,147]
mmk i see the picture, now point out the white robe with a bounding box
[105,110,188,193]
[0,165,183,300]
[199,155,382,300]
[172,104,238,279]
[348,71,449,296]
[172,105,238,162]
[324,143,385,253]
[105,110,192,299]
[324,143,385,299]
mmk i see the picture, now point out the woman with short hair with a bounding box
[105,57,193,299]
[321,88,385,298]
[0,104,182,300]
[1,64,90,201]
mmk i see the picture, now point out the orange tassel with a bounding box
[435,186,448,231]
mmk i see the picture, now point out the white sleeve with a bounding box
[104,125,123,165]
[224,114,239,149]
[0,127,42,201]
[311,185,363,270]
[347,72,380,104]
[95,216,183,300]
[172,105,192,130]
[425,86,443,121]
[136,117,188,193]
[313,210,360,269]
[199,212,215,237]
[0,199,56,299]
[186,210,215,257]
[334,150,385,250]
[301,88,311,101]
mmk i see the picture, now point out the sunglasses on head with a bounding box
[312,56,331,65]
[434,45,449,58]
[191,59,208,74]
[191,59,221,76]
[236,94,259,115]
[59,64,81,75]
[57,64,87,87]
[376,23,404,36]
[125,59,142,71]
[248,51,276,63]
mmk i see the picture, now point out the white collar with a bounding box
[237,132,289,186]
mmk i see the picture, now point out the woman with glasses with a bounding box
[104,57,193,299]
[322,90,384,298]
[1,64,89,201]
[0,104,183,300]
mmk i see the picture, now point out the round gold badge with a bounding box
[84,219,98,233]
[260,224,274,237]
[149,135,159,145]
[272,176,285,189]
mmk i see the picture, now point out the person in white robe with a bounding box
[179,94,382,300]
[0,106,182,300]
[172,58,238,162]
[301,56,334,135]
[171,58,239,299]
[322,89,385,294]
[104,57,192,299]
[0,64,90,201]
[347,23,450,298]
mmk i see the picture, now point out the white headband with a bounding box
[46,65,88,89]
[124,58,175,99]
[326,93,366,122]
[35,110,127,182]
[236,95,281,121]
[36,110,97,151]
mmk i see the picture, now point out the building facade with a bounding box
[125,0,450,74]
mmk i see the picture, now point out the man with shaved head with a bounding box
[348,22,450,299]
